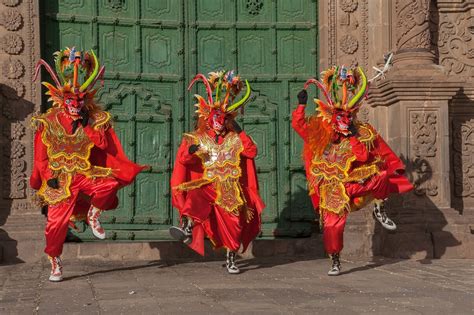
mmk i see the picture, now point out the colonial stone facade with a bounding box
[0,0,472,262]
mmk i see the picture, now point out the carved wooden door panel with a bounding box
[189,0,318,237]
[41,0,318,240]
[41,0,183,240]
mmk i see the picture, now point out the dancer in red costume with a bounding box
[30,47,146,281]
[170,70,265,274]
[292,65,413,276]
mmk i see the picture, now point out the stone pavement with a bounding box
[0,257,473,314]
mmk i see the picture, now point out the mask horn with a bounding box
[79,50,100,92]
[187,74,214,105]
[34,59,61,88]
[226,80,251,113]
[347,67,367,109]
[85,66,105,92]
[304,78,333,107]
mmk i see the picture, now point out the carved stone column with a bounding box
[392,0,437,65]
[0,0,43,263]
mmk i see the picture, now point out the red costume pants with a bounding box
[44,174,119,257]
[181,185,247,255]
[322,171,391,254]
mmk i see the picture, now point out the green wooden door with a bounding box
[41,0,317,240]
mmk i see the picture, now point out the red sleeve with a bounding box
[177,138,201,165]
[30,127,53,189]
[171,140,192,210]
[291,105,308,140]
[239,131,257,158]
[374,135,406,174]
[83,125,108,150]
[349,137,369,162]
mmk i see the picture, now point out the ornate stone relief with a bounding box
[410,111,438,196]
[452,118,474,197]
[1,0,20,7]
[395,0,431,51]
[438,11,474,77]
[327,0,368,71]
[339,34,359,54]
[0,0,34,203]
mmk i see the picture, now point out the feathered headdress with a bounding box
[304,66,368,122]
[34,47,105,107]
[188,70,251,119]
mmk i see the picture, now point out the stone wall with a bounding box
[319,0,473,259]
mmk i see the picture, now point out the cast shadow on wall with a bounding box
[371,156,461,263]
[0,84,35,264]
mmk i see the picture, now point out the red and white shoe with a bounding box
[87,206,106,239]
[48,256,63,282]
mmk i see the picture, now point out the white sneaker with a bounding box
[87,206,106,239]
[169,216,193,244]
[327,254,341,276]
[373,202,397,231]
[169,226,192,244]
[48,256,63,282]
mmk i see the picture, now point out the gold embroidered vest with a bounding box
[310,123,379,215]
[32,108,112,205]
[175,132,245,215]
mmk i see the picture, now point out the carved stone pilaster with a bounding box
[0,0,43,263]
[368,75,462,209]
[392,0,437,66]
[319,0,369,69]
[0,0,41,214]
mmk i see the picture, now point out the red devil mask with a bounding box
[331,109,353,136]
[208,109,227,134]
[63,92,86,118]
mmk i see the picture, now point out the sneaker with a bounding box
[327,253,341,276]
[226,251,240,274]
[373,202,397,231]
[87,206,106,239]
[48,256,63,282]
[169,216,192,244]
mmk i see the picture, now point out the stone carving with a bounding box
[10,140,24,159]
[8,158,26,198]
[2,121,25,139]
[0,0,34,204]
[412,158,438,196]
[0,8,22,31]
[327,0,368,68]
[1,0,21,7]
[411,112,437,158]
[452,119,474,197]
[409,111,438,197]
[246,0,263,16]
[1,33,24,54]
[438,11,474,77]
[395,0,431,50]
[2,59,24,79]
[360,0,368,69]
[2,80,25,99]
[328,0,336,65]
[339,34,359,54]
[340,0,358,12]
